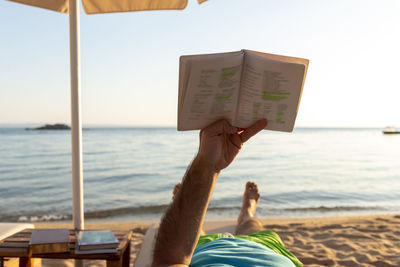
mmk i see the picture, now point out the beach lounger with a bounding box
[134,219,236,267]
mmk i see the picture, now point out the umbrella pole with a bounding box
[69,0,84,232]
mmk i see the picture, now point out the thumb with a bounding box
[240,119,267,143]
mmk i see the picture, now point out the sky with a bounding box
[0,0,399,127]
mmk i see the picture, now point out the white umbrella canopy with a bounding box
[8,0,207,231]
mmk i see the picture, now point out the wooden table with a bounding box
[0,229,132,267]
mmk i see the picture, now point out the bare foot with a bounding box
[172,183,182,200]
[237,181,260,225]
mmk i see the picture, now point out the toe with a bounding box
[249,182,256,191]
[246,181,252,188]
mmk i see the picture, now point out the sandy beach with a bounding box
[31,213,400,267]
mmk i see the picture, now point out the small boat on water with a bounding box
[383,126,400,134]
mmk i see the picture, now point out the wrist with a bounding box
[192,155,220,175]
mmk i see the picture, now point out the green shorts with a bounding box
[196,230,302,267]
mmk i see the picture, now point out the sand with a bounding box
[261,214,400,267]
[33,214,400,267]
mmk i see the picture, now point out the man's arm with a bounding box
[152,119,267,266]
[152,156,218,266]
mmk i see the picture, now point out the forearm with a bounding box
[152,156,219,266]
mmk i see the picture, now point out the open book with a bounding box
[178,50,309,132]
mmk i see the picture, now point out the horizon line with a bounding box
[0,123,390,129]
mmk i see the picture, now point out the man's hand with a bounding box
[196,119,267,172]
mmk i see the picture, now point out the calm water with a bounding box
[0,127,399,222]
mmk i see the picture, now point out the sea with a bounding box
[0,127,399,223]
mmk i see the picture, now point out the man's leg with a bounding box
[235,181,265,235]
[172,183,206,235]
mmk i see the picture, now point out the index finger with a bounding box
[239,119,267,143]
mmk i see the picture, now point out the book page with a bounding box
[245,49,309,114]
[235,52,306,132]
[178,52,244,130]
[178,51,243,117]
